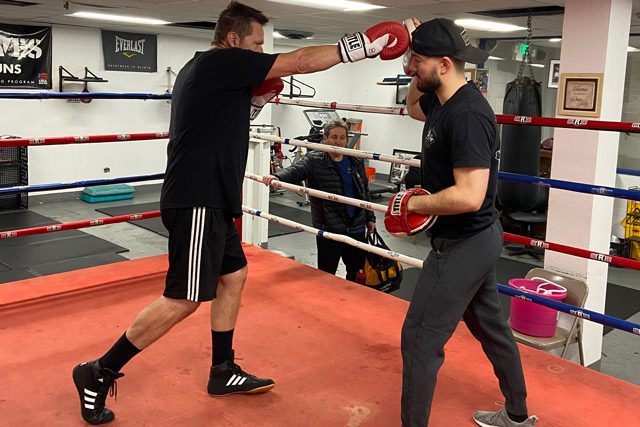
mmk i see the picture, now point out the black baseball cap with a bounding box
[411,18,489,64]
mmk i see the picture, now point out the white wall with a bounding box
[0,24,211,191]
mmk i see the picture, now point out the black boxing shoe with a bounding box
[207,353,275,396]
[72,360,124,425]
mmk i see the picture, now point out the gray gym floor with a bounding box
[21,185,640,386]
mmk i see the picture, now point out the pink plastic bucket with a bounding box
[508,278,567,337]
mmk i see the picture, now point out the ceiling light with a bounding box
[529,63,545,68]
[488,55,505,61]
[454,19,526,33]
[549,38,562,42]
[266,0,384,12]
[627,46,639,52]
[69,11,170,25]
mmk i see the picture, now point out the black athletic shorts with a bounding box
[161,207,247,302]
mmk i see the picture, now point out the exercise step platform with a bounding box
[81,184,135,203]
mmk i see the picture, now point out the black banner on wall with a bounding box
[102,30,157,72]
[0,24,52,89]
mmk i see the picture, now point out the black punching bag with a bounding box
[498,75,545,212]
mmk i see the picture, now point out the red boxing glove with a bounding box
[364,21,410,60]
[384,188,437,237]
[250,78,284,121]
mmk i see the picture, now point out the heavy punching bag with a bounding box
[498,75,546,212]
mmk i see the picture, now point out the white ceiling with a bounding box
[3,0,640,46]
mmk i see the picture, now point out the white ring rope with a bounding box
[242,205,423,269]
[250,132,420,168]
[245,173,387,213]
[273,97,408,116]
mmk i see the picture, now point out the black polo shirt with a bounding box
[419,81,499,238]
[160,48,278,217]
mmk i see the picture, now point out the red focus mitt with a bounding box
[250,78,284,121]
[384,188,437,237]
[364,21,410,60]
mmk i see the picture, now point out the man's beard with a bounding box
[416,67,442,92]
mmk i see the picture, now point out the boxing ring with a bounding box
[2,248,640,426]
[1,91,640,426]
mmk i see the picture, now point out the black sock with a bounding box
[507,411,528,423]
[98,332,141,373]
[212,329,234,366]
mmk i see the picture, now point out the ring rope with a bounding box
[243,205,640,336]
[245,173,640,270]
[250,132,420,167]
[500,171,640,202]
[244,172,386,213]
[0,210,160,239]
[616,167,640,177]
[272,97,640,134]
[0,173,165,195]
[243,205,422,268]
[252,133,640,202]
[0,132,169,148]
[4,90,640,134]
[0,92,171,100]
[1,129,635,203]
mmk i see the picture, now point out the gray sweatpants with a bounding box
[401,221,528,426]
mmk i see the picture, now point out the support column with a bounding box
[546,0,632,366]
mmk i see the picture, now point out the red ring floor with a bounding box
[1,245,638,426]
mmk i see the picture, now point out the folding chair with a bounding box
[510,267,589,366]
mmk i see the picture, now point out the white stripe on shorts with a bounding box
[187,207,206,301]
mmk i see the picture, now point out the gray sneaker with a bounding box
[473,409,538,427]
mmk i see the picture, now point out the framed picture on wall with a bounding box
[548,60,560,88]
[464,68,476,83]
[557,73,604,117]
[475,69,490,97]
[390,149,420,184]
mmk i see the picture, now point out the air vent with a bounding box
[473,6,564,18]
[277,30,313,39]
[168,21,216,31]
[0,0,39,6]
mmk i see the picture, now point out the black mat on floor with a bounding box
[96,201,167,237]
[268,202,312,237]
[0,210,58,231]
[391,257,640,335]
[0,235,128,269]
[29,253,129,276]
[0,268,36,283]
[0,210,129,284]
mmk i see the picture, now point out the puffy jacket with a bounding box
[273,151,375,233]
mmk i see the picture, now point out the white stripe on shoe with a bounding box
[226,374,248,387]
[83,388,97,409]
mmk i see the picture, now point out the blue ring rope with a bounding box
[0,173,164,195]
[498,171,640,201]
[498,284,640,336]
[617,167,640,177]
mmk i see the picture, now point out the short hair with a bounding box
[213,1,269,45]
[452,57,465,73]
[323,120,349,137]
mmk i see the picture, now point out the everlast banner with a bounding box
[102,30,157,72]
[0,24,52,89]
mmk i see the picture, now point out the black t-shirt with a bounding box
[419,82,499,238]
[160,48,278,216]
